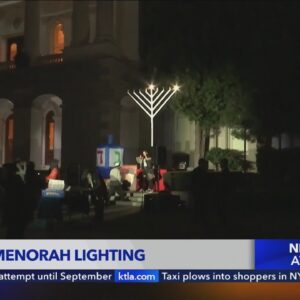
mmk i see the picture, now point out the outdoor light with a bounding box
[128,83,180,147]
[148,83,155,91]
[173,84,180,92]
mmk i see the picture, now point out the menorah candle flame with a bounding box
[127,83,180,147]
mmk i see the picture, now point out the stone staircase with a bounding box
[128,192,145,206]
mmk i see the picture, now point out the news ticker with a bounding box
[0,239,299,283]
[0,270,300,283]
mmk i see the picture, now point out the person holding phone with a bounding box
[136,150,154,192]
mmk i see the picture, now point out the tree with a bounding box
[173,67,253,157]
[140,2,300,151]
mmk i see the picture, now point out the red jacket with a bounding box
[46,167,60,182]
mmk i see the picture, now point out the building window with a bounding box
[5,114,14,163]
[6,36,24,62]
[53,23,64,54]
[9,43,17,61]
[45,111,55,165]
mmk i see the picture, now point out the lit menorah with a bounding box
[127,83,180,147]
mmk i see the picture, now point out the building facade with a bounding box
[0,0,145,170]
[0,0,256,171]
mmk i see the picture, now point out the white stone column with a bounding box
[24,1,40,62]
[71,1,90,46]
[95,1,114,42]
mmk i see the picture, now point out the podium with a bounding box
[38,180,65,220]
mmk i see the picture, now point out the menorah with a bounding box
[127,83,180,147]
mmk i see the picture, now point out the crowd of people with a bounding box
[0,160,44,238]
[0,159,110,238]
[0,150,235,238]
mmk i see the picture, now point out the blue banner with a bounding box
[255,239,300,270]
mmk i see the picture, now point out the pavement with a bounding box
[1,191,300,239]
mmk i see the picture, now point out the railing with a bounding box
[0,54,63,72]
[37,53,63,65]
[0,61,16,72]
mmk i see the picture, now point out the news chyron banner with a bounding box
[0,240,300,283]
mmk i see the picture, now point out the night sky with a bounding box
[140,0,300,135]
[140,1,300,74]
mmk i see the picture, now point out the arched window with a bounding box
[45,111,55,165]
[10,43,17,61]
[5,114,14,163]
[53,22,64,54]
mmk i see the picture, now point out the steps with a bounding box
[128,192,145,205]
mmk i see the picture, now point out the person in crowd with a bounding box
[66,162,81,186]
[108,162,125,201]
[46,159,60,184]
[190,158,210,226]
[218,158,232,228]
[220,158,230,174]
[82,169,108,222]
[15,159,27,182]
[2,163,27,238]
[96,171,109,206]
[136,150,154,191]
[153,164,162,192]
[24,161,43,223]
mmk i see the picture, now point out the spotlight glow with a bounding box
[148,83,156,91]
[173,84,180,92]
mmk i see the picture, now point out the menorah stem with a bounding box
[128,85,179,148]
[151,117,154,147]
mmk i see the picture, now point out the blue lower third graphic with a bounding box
[255,239,300,270]
[114,270,159,283]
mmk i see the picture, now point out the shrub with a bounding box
[206,147,252,171]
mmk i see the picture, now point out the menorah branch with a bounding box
[127,84,179,147]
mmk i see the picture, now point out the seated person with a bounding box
[108,162,125,201]
[46,159,60,184]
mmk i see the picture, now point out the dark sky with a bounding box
[139,1,300,133]
[140,1,300,79]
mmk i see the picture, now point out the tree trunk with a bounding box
[204,128,210,156]
[199,128,205,158]
[199,128,211,158]
[243,128,247,173]
[215,128,219,148]
[215,128,219,171]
